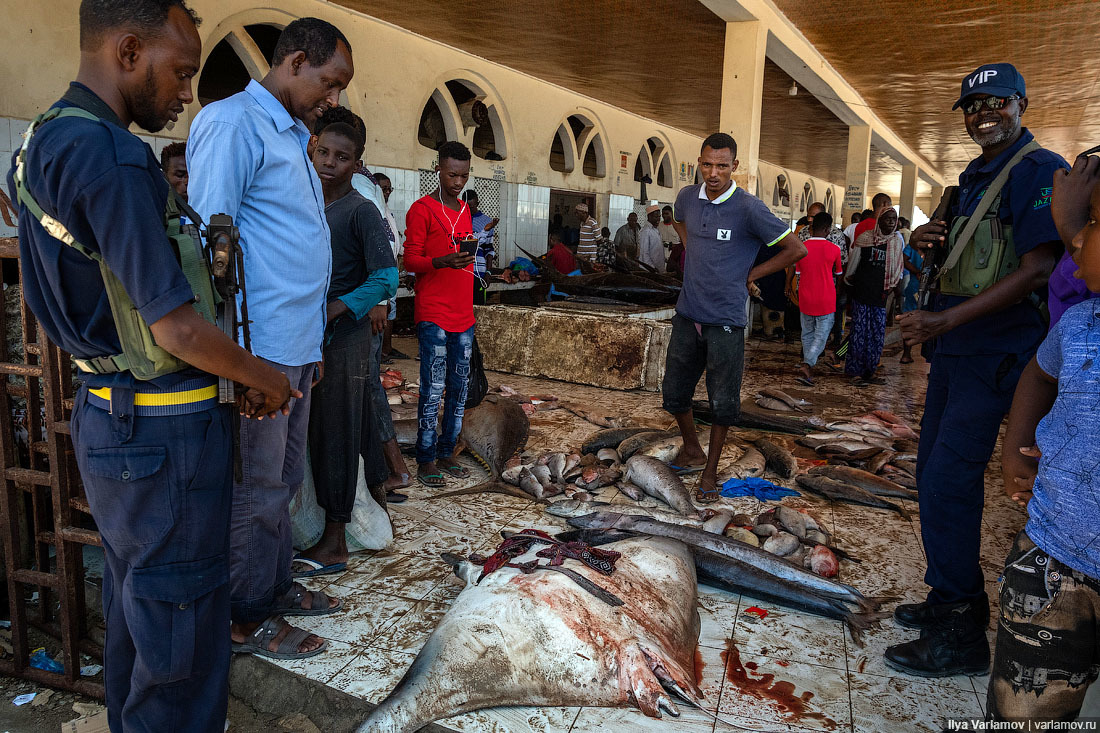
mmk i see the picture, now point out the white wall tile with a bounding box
[0,118,11,154]
[9,118,28,155]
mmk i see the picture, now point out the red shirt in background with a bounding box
[403,195,475,332]
[547,242,578,274]
[795,237,843,316]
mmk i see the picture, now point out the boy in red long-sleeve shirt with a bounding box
[403,141,477,486]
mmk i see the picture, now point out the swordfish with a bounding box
[357,537,706,732]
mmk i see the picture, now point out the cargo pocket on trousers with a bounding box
[84,447,169,546]
[130,555,227,684]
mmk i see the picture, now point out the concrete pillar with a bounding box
[899,163,918,222]
[842,125,872,223]
[719,20,767,194]
[929,183,945,209]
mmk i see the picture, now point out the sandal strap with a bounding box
[282,582,334,611]
[274,625,313,655]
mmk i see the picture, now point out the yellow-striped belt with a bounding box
[85,378,219,416]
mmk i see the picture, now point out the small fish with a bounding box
[775,505,808,539]
[867,450,895,475]
[883,471,916,490]
[501,464,525,485]
[724,526,760,546]
[702,512,733,535]
[528,464,554,488]
[617,482,644,501]
[580,427,653,455]
[893,459,917,477]
[616,430,675,460]
[755,396,793,412]
[596,448,621,466]
[759,387,811,413]
[795,475,910,519]
[518,467,546,500]
[635,436,685,463]
[559,402,632,429]
[727,445,766,478]
[828,420,893,437]
[622,455,697,515]
[548,453,568,483]
[815,442,883,460]
[753,437,798,479]
[763,531,802,557]
[809,465,918,500]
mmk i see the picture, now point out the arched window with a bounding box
[801,181,812,212]
[824,188,835,217]
[548,113,607,179]
[773,175,791,208]
[417,95,449,151]
[418,77,509,160]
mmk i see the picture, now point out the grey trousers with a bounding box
[229,360,314,624]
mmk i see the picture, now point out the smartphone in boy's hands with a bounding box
[458,236,478,257]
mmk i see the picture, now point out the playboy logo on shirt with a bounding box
[717,229,732,241]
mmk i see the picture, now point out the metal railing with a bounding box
[0,237,104,698]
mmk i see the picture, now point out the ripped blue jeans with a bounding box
[416,321,475,466]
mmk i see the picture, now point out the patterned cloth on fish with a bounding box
[472,529,621,582]
[845,301,886,379]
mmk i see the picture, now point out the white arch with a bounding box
[188,9,365,131]
[635,146,653,180]
[557,108,609,180]
[550,123,576,173]
[418,70,513,160]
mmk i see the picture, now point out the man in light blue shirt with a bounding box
[187,17,353,661]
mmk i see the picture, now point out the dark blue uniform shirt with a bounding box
[6,83,200,388]
[934,128,1068,355]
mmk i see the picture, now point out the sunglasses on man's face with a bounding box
[961,95,1019,115]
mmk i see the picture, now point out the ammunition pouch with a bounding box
[15,107,219,380]
[938,196,1019,297]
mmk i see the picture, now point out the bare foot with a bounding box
[383,471,411,491]
[695,472,720,503]
[675,447,707,468]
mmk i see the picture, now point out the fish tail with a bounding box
[431,480,545,503]
[842,609,893,648]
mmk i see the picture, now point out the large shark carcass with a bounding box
[357,535,707,732]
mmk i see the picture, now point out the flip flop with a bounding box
[291,555,347,579]
[669,464,704,475]
[796,376,814,387]
[417,472,446,487]
[438,462,470,479]
[386,490,409,503]
[694,479,721,504]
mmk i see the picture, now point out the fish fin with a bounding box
[842,609,893,648]
[430,480,545,503]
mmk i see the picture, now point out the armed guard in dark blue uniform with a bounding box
[887,63,1068,677]
[6,2,295,730]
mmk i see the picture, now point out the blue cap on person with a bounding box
[952,63,1026,110]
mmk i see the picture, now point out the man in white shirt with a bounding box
[638,204,665,270]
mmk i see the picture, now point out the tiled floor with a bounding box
[271,333,1029,732]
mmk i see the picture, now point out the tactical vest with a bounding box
[14,107,219,380]
[938,140,1039,298]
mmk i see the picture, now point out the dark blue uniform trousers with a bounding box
[71,386,232,733]
[917,351,1028,605]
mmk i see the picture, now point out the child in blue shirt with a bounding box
[991,156,1100,722]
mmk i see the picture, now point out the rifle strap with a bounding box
[939,140,1040,276]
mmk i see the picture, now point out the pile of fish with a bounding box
[561,512,889,646]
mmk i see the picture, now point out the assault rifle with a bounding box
[915,185,958,310]
[173,194,252,404]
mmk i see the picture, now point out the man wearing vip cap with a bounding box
[638,204,665,270]
[888,63,1068,678]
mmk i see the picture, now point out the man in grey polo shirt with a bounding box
[665,132,806,502]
